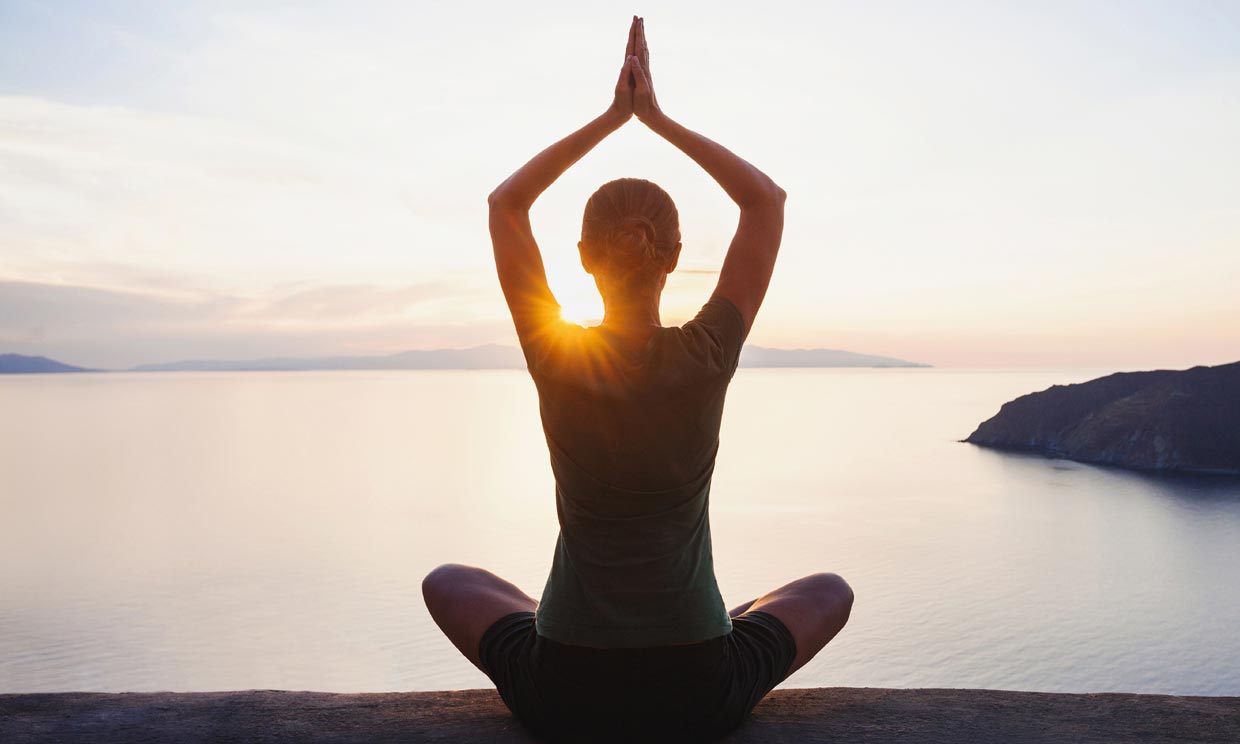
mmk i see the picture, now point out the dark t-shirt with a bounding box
[518,293,748,648]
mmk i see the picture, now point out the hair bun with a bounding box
[613,215,659,264]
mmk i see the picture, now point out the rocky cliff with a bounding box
[966,361,1240,474]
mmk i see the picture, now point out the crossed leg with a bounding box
[422,563,538,673]
[730,572,854,678]
[424,564,853,681]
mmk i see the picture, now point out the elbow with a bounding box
[487,188,529,213]
[739,180,787,212]
[764,175,788,205]
[487,179,513,209]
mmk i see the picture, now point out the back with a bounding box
[521,293,748,647]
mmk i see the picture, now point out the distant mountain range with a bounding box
[2,346,929,374]
[0,353,95,373]
[130,345,524,372]
[739,346,930,368]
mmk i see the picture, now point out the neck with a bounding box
[599,287,662,333]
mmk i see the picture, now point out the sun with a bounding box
[557,292,603,326]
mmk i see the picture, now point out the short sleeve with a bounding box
[511,295,566,373]
[683,292,748,376]
[515,304,596,380]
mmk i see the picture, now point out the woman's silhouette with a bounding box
[424,17,853,742]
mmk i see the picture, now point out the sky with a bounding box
[1,0,1237,369]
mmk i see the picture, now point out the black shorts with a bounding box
[478,611,797,743]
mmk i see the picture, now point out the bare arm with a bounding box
[631,19,786,336]
[488,27,640,343]
[487,109,625,342]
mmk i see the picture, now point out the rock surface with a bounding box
[3,688,1239,743]
[965,361,1240,474]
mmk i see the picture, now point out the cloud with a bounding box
[0,276,508,369]
[0,94,482,289]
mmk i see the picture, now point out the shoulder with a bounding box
[675,293,748,375]
[520,318,589,377]
[686,293,746,335]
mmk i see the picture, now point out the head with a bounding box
[578,178,682,302]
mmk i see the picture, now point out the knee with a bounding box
[806,572,854,613]
[422,563,470,611]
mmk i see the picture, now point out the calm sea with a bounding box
[2,369,1239,695]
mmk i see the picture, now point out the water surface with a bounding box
[2,369,1238,694]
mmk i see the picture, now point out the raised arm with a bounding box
[630,18,786,337]
[489,24,640,345]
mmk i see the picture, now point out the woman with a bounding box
[423,17,853,743]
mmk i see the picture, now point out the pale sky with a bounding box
[1,0,1237,369]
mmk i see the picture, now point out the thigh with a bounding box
[743,572,854,678]
[720,611,798,721]
[477,611,553,735]
[421,563,538,672]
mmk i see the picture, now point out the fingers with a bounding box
[637,17,650,77]
[626,16,637,59]
[631,55,652,95]
[616,55,634,87]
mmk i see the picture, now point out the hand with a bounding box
[608,17,641,122]
[631,17,663,125]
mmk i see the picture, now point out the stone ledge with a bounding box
[2,687,1238,743]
